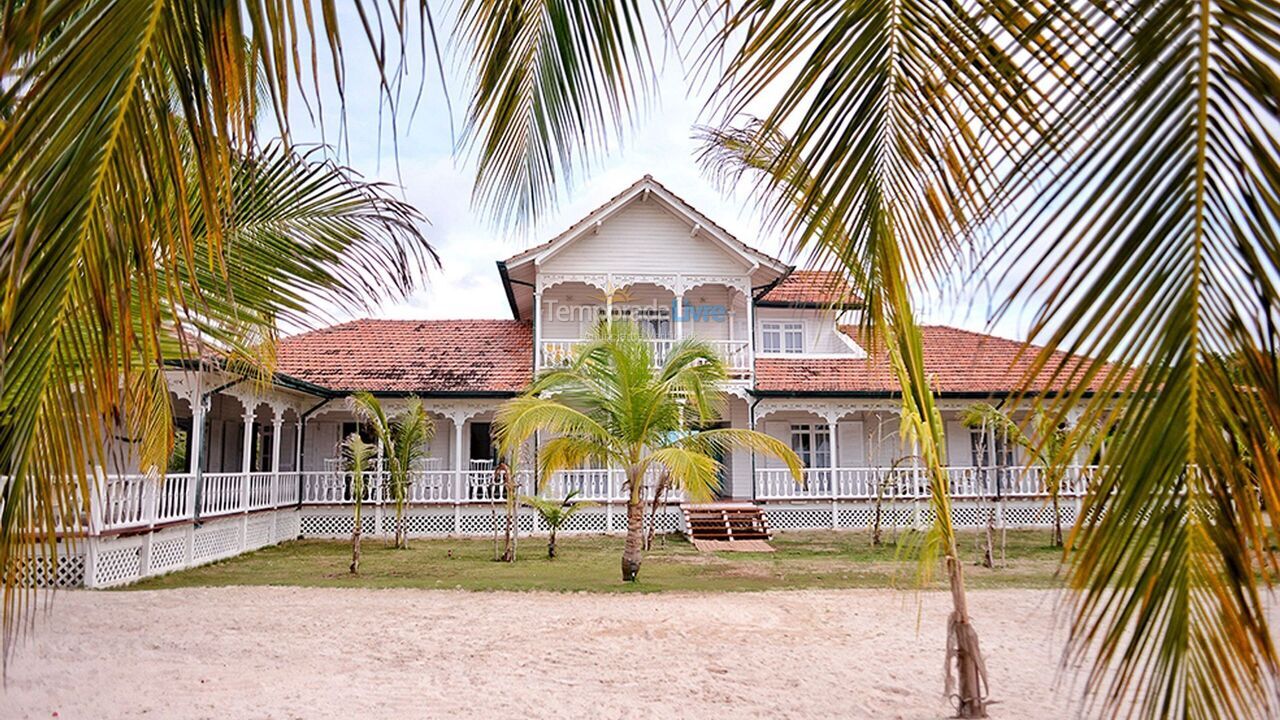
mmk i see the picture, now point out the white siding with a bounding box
[838,420,865,467]
[724,396,752,499]
[946,419,973,467]
[761,420,791,470]
[755,307,860,355]
[540,202,750,275]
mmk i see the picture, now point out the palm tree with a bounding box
[351,394,435,550]
[962,403,1099,549]
[521,490,595,559]
[343,433,376,573]
[459,5,1280,712]
[0,3,437,650]
[495,321,802,582]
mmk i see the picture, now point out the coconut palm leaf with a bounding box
[992,1,1280,715]
[455,0,664,229]
[0,1,436,652]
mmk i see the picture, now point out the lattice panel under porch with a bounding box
[299,514,377,538]
[148,534,188,574]
[401,512,457,536]
[837,506,915,529]
[92,539,142,587]
[245,516,274,550]
[1002,503,1076,528]
[275,510,302,541]
[13,551,86,588]
[767,508,832,531]
[191,522,242,563]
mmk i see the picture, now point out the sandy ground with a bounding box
[0,587,1197,719]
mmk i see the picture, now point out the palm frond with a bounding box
[643,446,720,502]
[994,0,1280,712]
[495,396,614,462]
[343,433,375,500]
[535,436,614,488]
[456,0,664,229]
[676,428,802,484]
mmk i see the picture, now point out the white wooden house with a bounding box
[78,176,1100,587]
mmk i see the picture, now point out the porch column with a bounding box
[240,409,254,512]
[188,395,207,522]
[453,417,465,533]
[605,290,613,327]
[270,417,283,507]
[533,289,542,371]
[674,294,683,339]
[241,411,255,473]
[828,420,839,529]
[295,419,304,472]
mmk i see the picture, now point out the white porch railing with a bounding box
[753,465,1097,501]
[540,338,751,372]
[297,466,682,505]
[96,470,302,534]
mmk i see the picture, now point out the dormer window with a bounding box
[762,321,804,354]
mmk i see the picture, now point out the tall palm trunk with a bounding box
[350,502,363,573]
[395,500,407,549]
[945,550,987,718]
[1052,492,1063,548]
[621,466,645,581]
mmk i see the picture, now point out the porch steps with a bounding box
[681,503,774,552]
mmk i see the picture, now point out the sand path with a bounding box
[0,587,1198,718]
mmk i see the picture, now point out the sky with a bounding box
[282,6,1034,340]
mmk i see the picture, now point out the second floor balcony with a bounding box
[539,337,752,374]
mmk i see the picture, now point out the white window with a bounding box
[969,429,1015,467]
[608,306,671,339]
[790,424,831,468]
[762,322,804,354]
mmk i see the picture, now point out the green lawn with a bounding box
[125,529,1067,593]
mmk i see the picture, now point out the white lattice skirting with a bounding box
[62,498,1077,589]
[765,498,1080,532]
[85,508,302,588]
[298,504,686,538]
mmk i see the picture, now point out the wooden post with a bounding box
[533,290,543,371]
[240,410,254,513]
[828,420,839,529]
[271,417,283,508]
[454,417,465,534]
[606,469,615,532]
[84,469,105,588]
[189,398,207,522]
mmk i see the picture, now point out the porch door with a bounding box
[470,422,495,463]
[791,424,833,493]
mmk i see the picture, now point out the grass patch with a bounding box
[125,529,1067,593]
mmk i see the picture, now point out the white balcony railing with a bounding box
[753,465,1097,501]
[540,338,751,372]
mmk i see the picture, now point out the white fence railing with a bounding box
[754,465,1097,501]
[540,338,752,372]
[94,464,1093,534]
[298,467,683,505]
[97,471,302,534]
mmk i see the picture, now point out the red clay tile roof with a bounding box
[278,319,532,394]
[755,325,1104,395]
[758,270,862,308]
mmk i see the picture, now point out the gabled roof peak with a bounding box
[500,175,789,271]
